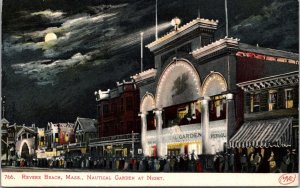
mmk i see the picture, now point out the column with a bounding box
[139,113,149,156]
[201,97,210,154]
[226,93,236,143]
[154,109,163,157]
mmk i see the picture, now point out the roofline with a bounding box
[146,17,218,51]
[237,71,299,87]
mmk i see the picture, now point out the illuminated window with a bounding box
[268,90,277,111]
[285,89,294,109]
[209,95,226,121]
[250,93,260,112]
[55,133,59,143]
[147,111,156,131]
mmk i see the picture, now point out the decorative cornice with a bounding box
[191,37,240,59]
[146,18,218,52]
[237,71,299,93]
[131,68,157,82]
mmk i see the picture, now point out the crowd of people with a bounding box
[12,148,298,173]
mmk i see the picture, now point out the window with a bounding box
[55,133,59,143]
[268,90,278,111]
[163,101,201,127]
[250,93,260,112]
[147,111,156,131]
[285,89,294,109]
[209,95,226,121]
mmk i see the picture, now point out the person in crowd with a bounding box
[196,158,203,172]
[253,152,261,172]
[249,153,256,172]
[123,158,129,171]
[289,149,297,172]
[148,157,154,172]
[218,153,224,172]
[154,158,160,171]
[268,151,280,173]
[229,153,235,172]
[240,154,248,173]
[280,149,291,173]
[159,158,165,171]
[163,158,170,172]
[138,158,144,171]
[224,153,229,172]
[81,158,85,169]
[214,153,220,172]
[170,156,176,172]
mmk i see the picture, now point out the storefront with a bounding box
[146,124,202,157]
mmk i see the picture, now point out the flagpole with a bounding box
[155,0,158,40]
[140,32,144,72]
[225,0,228,37]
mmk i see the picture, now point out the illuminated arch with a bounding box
[140,92,156,113]
[18,139,34,158]
[156,59,201,108]
[201,72,227,97]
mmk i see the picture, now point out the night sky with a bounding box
[2,0,299,126]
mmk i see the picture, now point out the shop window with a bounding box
[55,133,59,143]
[250,93,260,112]
[126,97,133,111]
[209,95,226,121]
[268,90,278,111]
[147,111,156,131]
[285,89,294,109]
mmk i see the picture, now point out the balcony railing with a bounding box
[89,133,140,143]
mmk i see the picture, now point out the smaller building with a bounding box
[45,122,74,158]
[15,124,37,160]
[229,71,299,172]
[64,117,97,156]
[92,80,141,157]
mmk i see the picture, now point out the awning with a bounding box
[229,117,293,148]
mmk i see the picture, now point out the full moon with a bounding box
[44,32,57,42]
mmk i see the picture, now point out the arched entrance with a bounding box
[140,93,156,156]
[201,72,228,154]
[21,142,30,159]
[154,59,202,156]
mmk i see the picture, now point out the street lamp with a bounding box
[171,17,181,31]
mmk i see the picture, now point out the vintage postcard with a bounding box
[1,0,299,187]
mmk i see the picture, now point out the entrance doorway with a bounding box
[21,143,30,159]
[168,149,180,156]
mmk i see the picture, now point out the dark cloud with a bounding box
[2,0,298,126]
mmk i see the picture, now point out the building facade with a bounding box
[92,80,141,157]
[131,17,298,158]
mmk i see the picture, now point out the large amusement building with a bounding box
[129,17,298,158]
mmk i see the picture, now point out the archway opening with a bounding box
[156,59,202,128]
[21,142,30,159]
